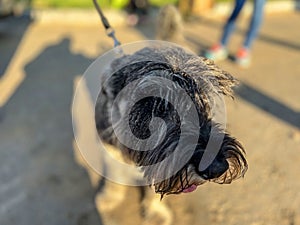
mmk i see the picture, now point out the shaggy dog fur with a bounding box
[95,46,248,199]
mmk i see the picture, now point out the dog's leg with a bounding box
[95,180,127,214]
[141,190,173,225]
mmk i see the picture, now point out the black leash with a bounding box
[93,0,121,47]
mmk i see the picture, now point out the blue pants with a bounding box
[221,0,265,49]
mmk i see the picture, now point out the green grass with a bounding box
[32,0,180,9]
[149,0,178,7]
[32,0,286,9]
[32,0,129,9]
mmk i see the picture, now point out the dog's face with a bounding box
[153,132,247,197]
[95,45,248,198]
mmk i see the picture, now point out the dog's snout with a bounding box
[200,157,229,180]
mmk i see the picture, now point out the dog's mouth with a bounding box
[180,169,207,194]
[154,165,207,198]
[182,184,198,193]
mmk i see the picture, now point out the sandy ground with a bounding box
[0,10,300,225]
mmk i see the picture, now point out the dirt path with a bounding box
[0,11,299,225]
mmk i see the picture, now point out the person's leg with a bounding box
[243,0,266,49]
[205,0,246,61]
[221,0,247,46]
[235,0,265,67]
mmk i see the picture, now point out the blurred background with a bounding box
[0,0,299,225]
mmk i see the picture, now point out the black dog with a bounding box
[95,45,247,198]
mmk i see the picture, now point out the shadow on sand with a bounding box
[0,37,104,224]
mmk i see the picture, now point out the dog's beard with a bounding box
[95,46,248,197]
[153,133,247,198]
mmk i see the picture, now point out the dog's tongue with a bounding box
[182,184,197,193]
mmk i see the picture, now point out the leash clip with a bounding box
[106,27,121,47]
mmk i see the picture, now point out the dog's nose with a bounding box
[199,157,229,180]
